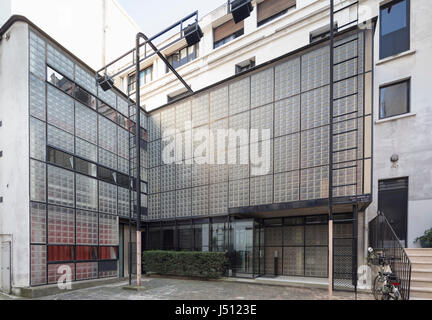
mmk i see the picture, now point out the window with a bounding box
[380,0,410,59]
[257,0,296,27]
[98,99,117,123]
[128,65,153,92]
[309,23,338,44]
[379,80,410,119]
[166,44,198,72]
[74,85,97,109]
[214,19,244,49]
[47,66,74,96]
[47,147,74,170]
[235,58,256,74]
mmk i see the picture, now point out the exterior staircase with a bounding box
[406,248,432,300]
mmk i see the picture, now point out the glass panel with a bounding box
[47,66,74,96]
[75,138,97,162]
[99,213,119,245]
[47,125,74,154]
[48,245,74,262]
[74,85,97,110]
[98,115,117,154]
[47,165,75,207]
[75,158,97,177]
[31,202,46,244]
[99,247,118,260]
[47,85,74,134]
[381,0,407,35]
[29,74,46,120]
[30,160,46,202]
[75,262,98,280]
[48,205,74,244]
[47,44,74,80]
[76,174,98,211]
[75,102,97,144]
[99,181,118,215]
[48,263,75,284]
[29,31,46,79]
[76,246,98,261]
[30,117,46,161]
[379,81,409,119]
[76,210,98,245]
[47,147,74,170]
[75,64,97,95]
[31,245,46,285]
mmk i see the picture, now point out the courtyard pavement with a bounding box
[28,277,373,300]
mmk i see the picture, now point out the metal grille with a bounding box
[333,213,357,291]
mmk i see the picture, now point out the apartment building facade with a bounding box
[0,0,430,294]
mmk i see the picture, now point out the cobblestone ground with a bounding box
[31,277,373,300]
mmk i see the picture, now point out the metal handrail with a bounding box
[369,211,412,300]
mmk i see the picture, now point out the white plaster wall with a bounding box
[1,0,139,70]
[0,21,30,288]
[367,0,432,248]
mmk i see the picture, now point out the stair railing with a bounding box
[369,211,412,300]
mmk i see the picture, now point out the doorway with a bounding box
[1,242,11,293]
[378,178,409,247]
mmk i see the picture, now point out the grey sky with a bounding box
[118,0,228,36]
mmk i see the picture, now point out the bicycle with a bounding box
[368,247,401,300]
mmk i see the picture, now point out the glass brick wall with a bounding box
[28,29,148,286]
[146,31,371,222]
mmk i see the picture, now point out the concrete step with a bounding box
[412,262,432,271]
[410,297,432,300]
[409,255,432,263]
[412,270,432,280]
[406,249,432,256]
[410,287,432,300]
[410,277,432,288]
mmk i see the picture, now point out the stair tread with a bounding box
[411,287,432,292]
[411,277,432,282]
[409,255,432,258]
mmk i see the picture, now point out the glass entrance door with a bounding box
[231,220,254,277]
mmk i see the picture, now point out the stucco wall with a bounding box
[0,21,30,288]
[368,0,432,248]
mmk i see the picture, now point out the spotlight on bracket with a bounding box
[230,0,253,24]
[183,22,203,47]
[98,74,114,92]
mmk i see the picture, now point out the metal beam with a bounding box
[328,0,335,300]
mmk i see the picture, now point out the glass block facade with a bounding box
[28,29,148,286]
[146,31,371,222]
[140,29,372,279]
[26,25,372,283]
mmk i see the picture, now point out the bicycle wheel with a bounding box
[373,275,386,300]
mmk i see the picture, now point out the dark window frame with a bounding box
[379,79,411,120]
[379,0,410,59]
[166,44,199,73]
[256,0,296,28]
[128,64,153,92]
[214,29,245,49]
